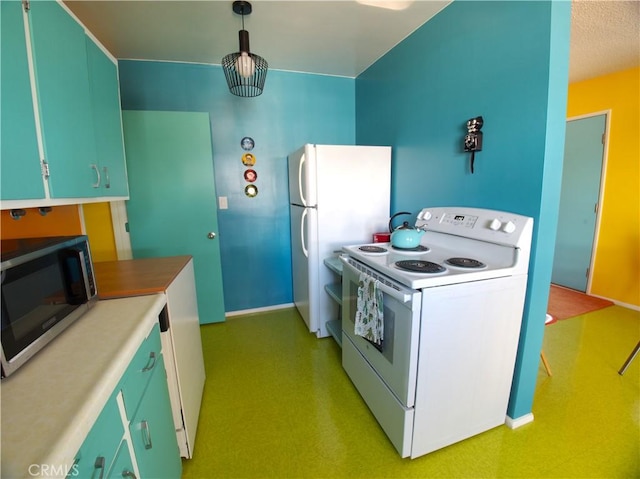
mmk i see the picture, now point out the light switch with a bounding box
[219,196,228,210]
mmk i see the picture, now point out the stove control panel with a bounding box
[440,214,478,228]
[416,207,533,247]
[488,219,517,233]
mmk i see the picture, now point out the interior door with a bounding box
[122,111,225,324]
[552,114,606,292]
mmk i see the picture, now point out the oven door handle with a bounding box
[340,255,413,304]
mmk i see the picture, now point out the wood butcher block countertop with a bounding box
[94,255,192,298]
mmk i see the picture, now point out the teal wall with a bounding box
[119,0,571,421]
[118,62,355,312]
[355,0,571,419]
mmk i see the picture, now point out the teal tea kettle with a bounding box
[389,212,425,249]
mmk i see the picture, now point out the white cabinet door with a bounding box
[165,259,206,458]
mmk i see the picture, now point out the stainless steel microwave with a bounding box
[1,236,98,378]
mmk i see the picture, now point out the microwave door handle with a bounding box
[339,255,412,303]
[75,249,93,300]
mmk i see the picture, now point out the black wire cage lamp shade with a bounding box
[222,1,268,97]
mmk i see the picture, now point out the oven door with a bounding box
[340,255,421,407]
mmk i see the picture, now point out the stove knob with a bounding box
[421,210,432,221]
[489,218,502,231]
[502,221,517,233]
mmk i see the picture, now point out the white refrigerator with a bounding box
[288,144,391,338]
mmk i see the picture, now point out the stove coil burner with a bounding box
[445,257,486,269]
[392,245,430,253]
[395,260,446,274]
[358,245,388,254]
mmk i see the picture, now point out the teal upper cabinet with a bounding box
[28,0,99,198]
[1,1,128,205]
[86,37,129,197]
[0,1,45,201]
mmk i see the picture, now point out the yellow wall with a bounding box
[566,66,640,308]
[0,203,119,263]
[82,202,118,262]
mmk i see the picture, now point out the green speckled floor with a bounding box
[182,305,639,479]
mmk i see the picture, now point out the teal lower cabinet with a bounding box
[106,440,136,479]
[128,360,182,479]
[72,392,123,478]
[70,324,181,479]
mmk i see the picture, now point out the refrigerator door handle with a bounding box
[301,208,309,258]
[298,153,307,207]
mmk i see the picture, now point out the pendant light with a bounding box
[221,1,268,97]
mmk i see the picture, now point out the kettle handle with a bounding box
[389,211,412,233]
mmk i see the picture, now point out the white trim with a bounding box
[110,200,132,260]
[591,296,640,312]
[57,0,117,64]
[116,57,357,80]
[226,303,295,318]
[77,204,87,234]
[505,413,534,429]
[565,109,611,122]
[611,300,640,312]
[1,196,129,210]
[22,4,50,199]
[565,110,611,295]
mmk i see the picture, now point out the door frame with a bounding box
[110,200,132,260]
[562,110,610,293]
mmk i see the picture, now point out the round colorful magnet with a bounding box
[241,137,255,151]
[244,169,257,183]
[244,184,258,197]
[242,153,256,166]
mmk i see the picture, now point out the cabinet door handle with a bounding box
[94,456,106,479]
[141,420,153,450]
[103,166,111,189]
[122,470,137,478]
[141,351,156,372]
[91,164,101,188]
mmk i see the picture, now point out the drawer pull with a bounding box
[122,470,137,478]
[91,164,101,188]
[142,351,156,372]
[103,166,111,189]
[141,420,153,450]
[94,456,106,479]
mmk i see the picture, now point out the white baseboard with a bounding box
[505,413,534,429]
[610,299,640,312]
[226,303,295,317]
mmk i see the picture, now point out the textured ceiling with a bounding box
[570,0,639,82]
[64,0,640,82]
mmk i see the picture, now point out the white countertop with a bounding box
[0,294,167,479]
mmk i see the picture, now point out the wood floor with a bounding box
[547,284,614,320]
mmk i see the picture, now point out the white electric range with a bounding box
[340,206,533,459]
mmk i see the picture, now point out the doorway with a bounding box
[122,110,226,324]
[552,112,608,292]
